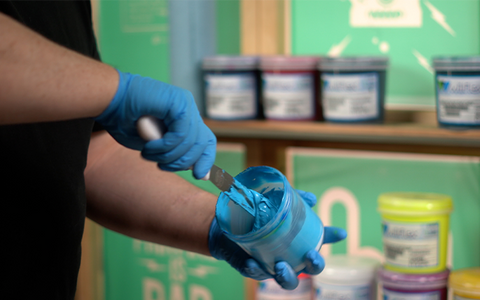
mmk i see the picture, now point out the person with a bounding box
[0,1,346,299]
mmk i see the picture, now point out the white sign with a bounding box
[349,0,423,28]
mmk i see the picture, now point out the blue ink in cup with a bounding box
[215,166,324,275]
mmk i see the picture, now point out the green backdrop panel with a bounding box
[104,144,246,300]
[291,0,480,107]
[98,0,170,81]
[216,0,240,55]
[288,148,480,270]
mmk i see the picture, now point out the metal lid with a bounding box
[378,267,449,290]
[318,56,389,71]
[378,192,453,216]
[202,55,258,70]
[433,56,480,71]
[449,268,480,297]
[260,56,320,71]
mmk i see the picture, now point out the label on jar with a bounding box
[321,73,379,121]
[205,73,256,119]
[383,288,441,300]
[257,277,312,300]
[262,73,315,120]
[382,221,439,268]
[316,282,371,300]
[436,75,480,125]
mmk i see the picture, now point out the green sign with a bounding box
[291,0,480,108]
[287,148,480,270]
[104,144,246,300]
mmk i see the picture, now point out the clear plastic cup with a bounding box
[215,166,324,275]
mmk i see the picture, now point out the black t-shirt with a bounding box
[0,1,98,298]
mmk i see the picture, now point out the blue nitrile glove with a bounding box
[208,189,347,290]
[94,70,216,179]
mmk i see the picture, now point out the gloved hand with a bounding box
[208,189,347,290]
[94,70,216,179]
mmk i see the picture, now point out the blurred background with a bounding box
[77,1,480,300]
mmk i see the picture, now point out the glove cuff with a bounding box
[208,218,226,261]
[93,69,131,123]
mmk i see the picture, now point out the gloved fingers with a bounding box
[302,249,325,275]
[157,124,213,177]
[323,226,347,244]
[191,128,216,179]
[243,258,271,281]
[141,95,194,155]
[141,119,194,161]
[295,189,317,207]
[274,261,299,290]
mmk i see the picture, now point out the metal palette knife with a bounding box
[137,116,256,216]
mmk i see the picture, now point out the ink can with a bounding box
[377,193,453,274]
[215,166,324,276]
[449,268,480,300]
[257,274,313,300]
[203,55,260,120]
[314,255,380,300]
[378,267,449,300]
[260,56,321,121]
[433,57,480,129]
[318,56,388,123]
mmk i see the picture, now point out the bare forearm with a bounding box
[0,12,117,124]
[84,131,216,256]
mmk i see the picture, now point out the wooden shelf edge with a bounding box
[204,120,480,147]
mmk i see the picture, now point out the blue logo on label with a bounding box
[384,295,389,300]
[383,223,388,233]
[438,80,450,91]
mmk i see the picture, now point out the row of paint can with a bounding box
[257,259,480,300]
[202,55,388,124]
[203,55,480,129]
[256,192,479,300]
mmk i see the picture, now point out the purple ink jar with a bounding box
[378,267,449,300]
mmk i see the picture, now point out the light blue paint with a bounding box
[223,179,257,216]
[215,166,324,275]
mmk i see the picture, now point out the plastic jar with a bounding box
[318,56,389,123]
[215,166,324,275]
[257,274,313,300]
[260,56,321,121]
[202,55,260,120]
[432,57,480,129]
[314,255,380,300]
[377,193,453,274]
[449,268,480,300]
[378,267,449,300]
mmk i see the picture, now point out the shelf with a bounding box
[204,120,480,147]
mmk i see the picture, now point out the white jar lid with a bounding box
[314,255,381,286]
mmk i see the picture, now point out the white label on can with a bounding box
[205,74,256,119]
[437,75,480,125]
[258,278,312,300]
[262,73,315,120]
[322,73,379,121]
[383,288,441,300]
[316,282,371,300]
[382,221,439,268]
[257,277,313,300]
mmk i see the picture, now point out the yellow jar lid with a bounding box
[378,192,453,215]
[449,268,480,297]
